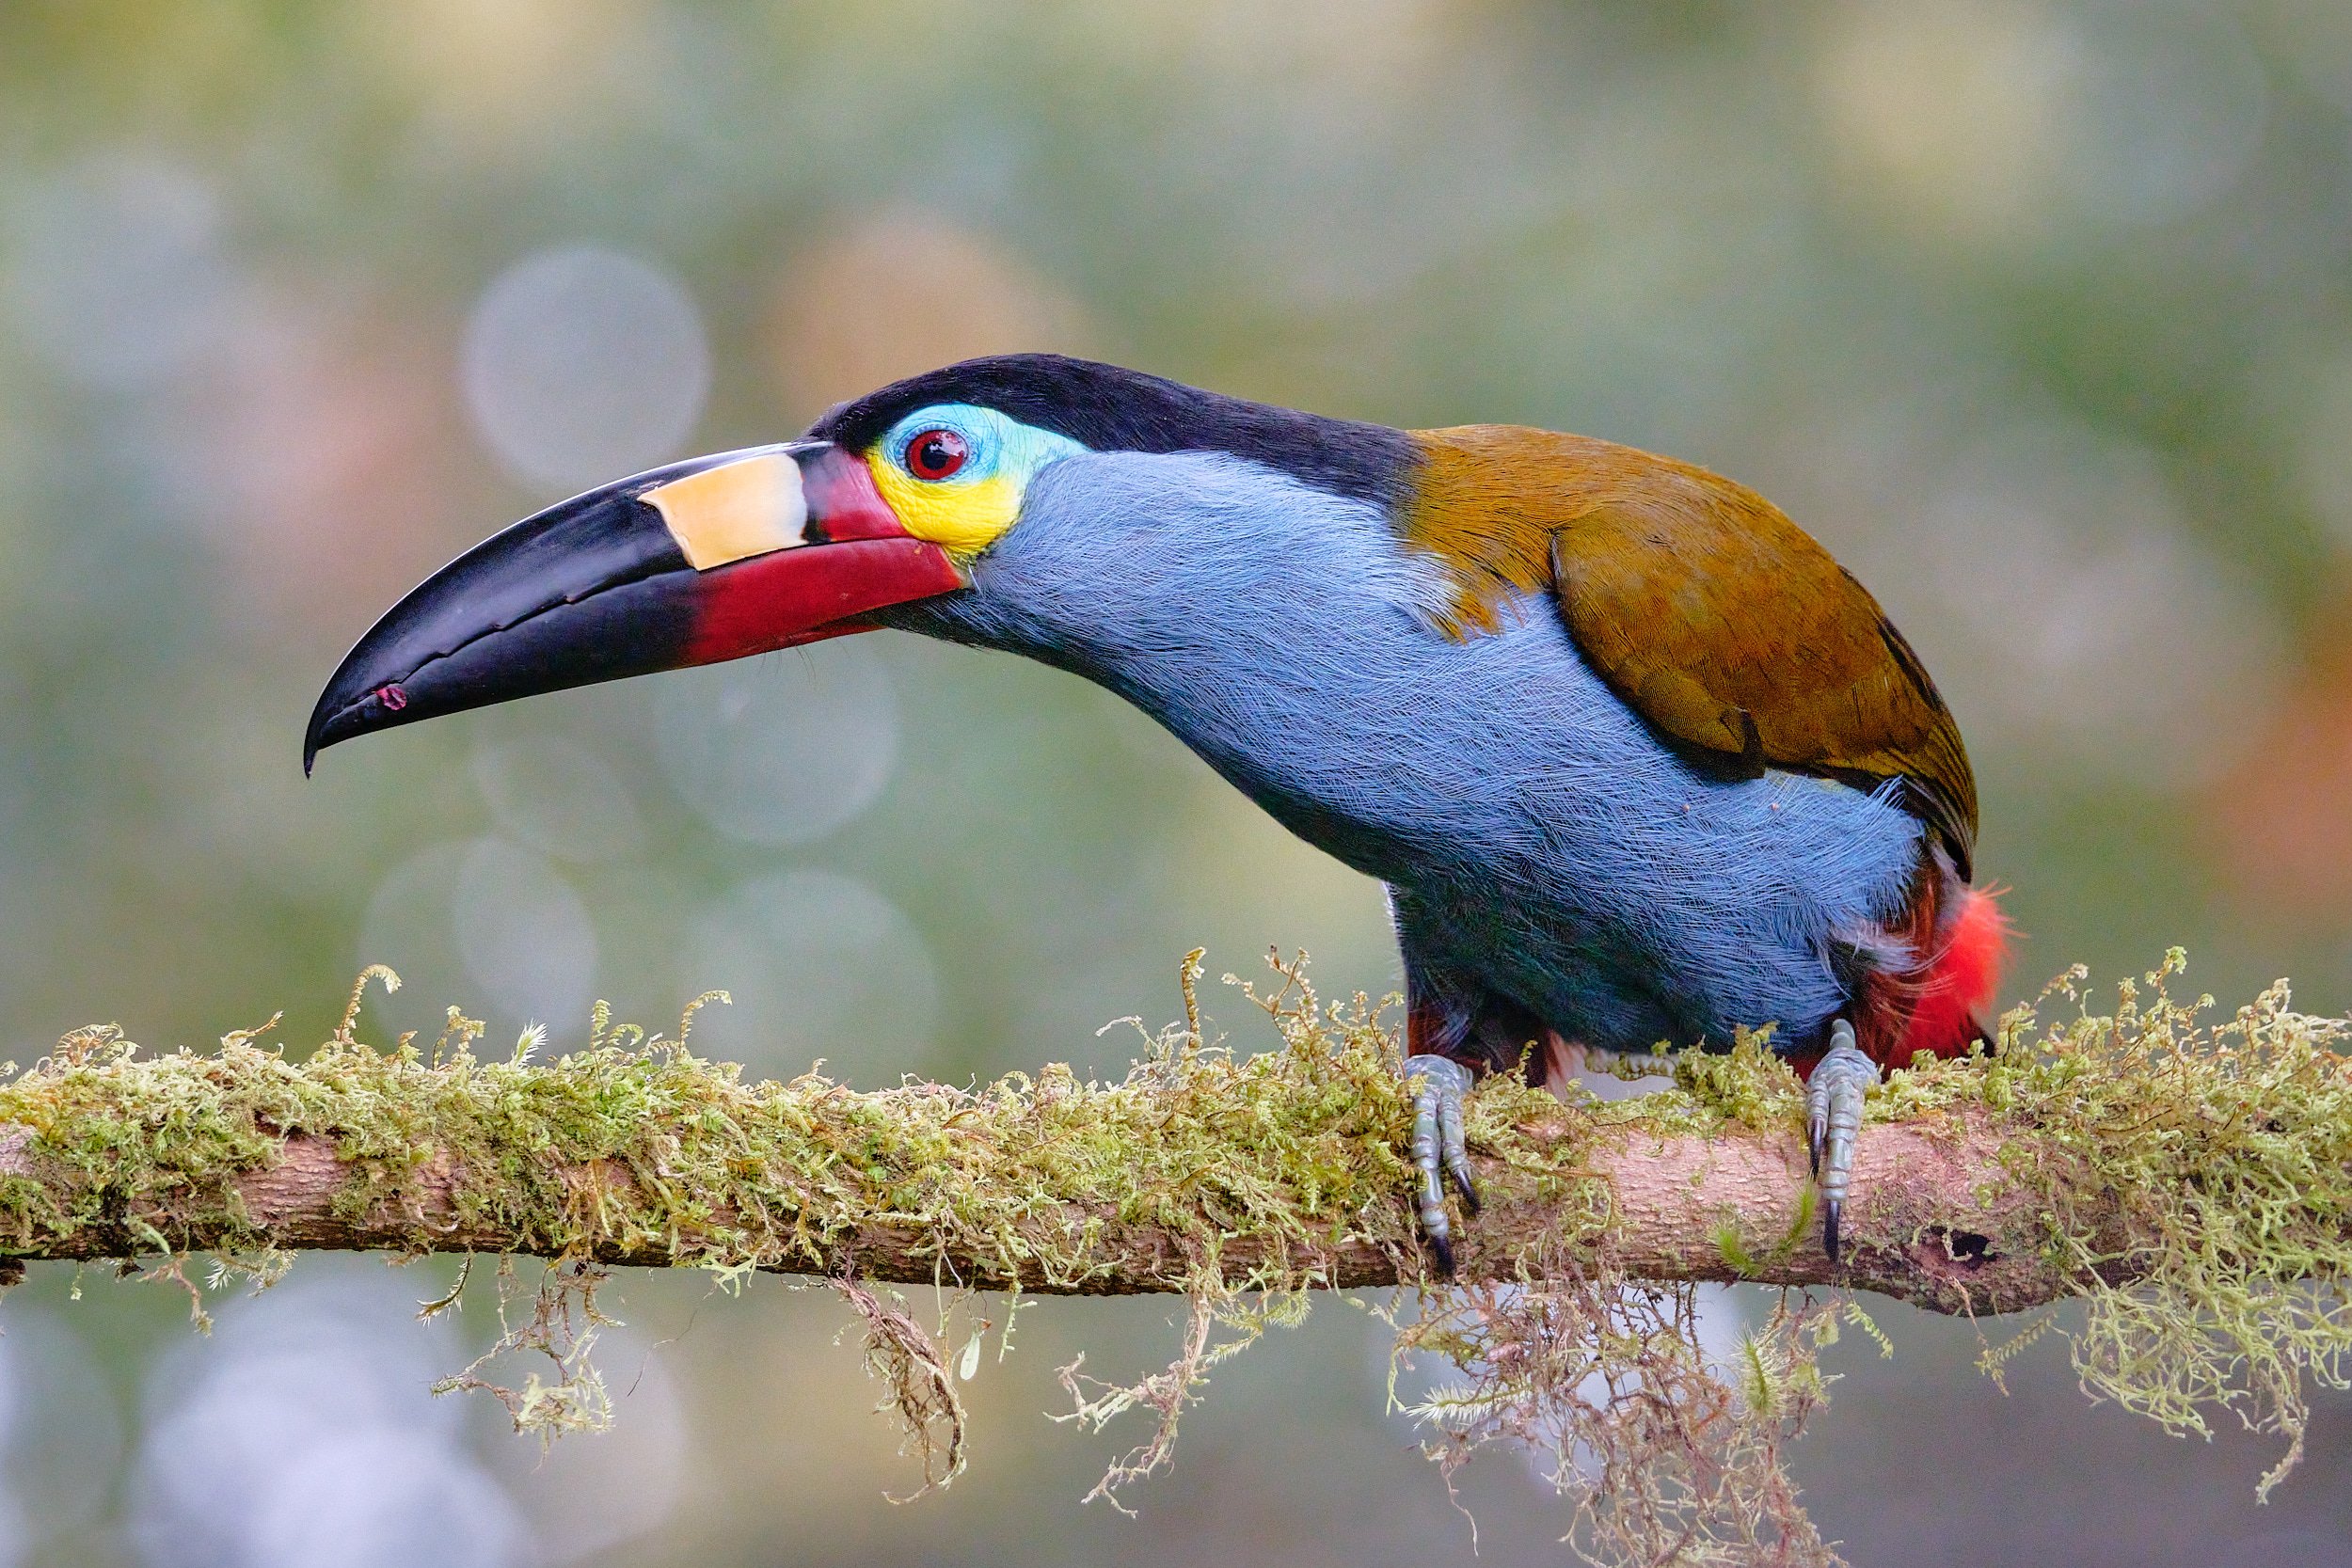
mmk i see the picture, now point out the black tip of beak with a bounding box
[306,671,405,772]
[302,457,718,773]
[301,673,375,776]
[303,682,402,775]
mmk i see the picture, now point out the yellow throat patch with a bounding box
[867,462,1025,557]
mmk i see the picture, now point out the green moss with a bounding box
[1412,950,2352,1563]
[0,966,1438,1292]
[1915,951,2352,1499]
[0,957,1597,1491]
[6,949,2352,1562]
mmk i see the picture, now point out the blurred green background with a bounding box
[4,2,2352,1563]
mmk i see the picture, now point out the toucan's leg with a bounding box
[1394,901,1531,1275]
[1806,1018,1879,1262]
[1404,1053,1477,1276]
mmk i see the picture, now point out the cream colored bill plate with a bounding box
[643,453,808,570]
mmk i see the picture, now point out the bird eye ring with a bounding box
[903,428,969,482]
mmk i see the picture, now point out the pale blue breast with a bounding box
[894,451,1925,1052]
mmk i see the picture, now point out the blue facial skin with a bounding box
[872,404,1089,493]
[884,449,1925,1056]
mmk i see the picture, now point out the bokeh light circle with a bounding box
[471,733,646,863]
[461,245,709,492]
[453,837,598,1027]
[131,1270,526,1568]
[2,154,235,388]
[251,1431,530,1568]
[359,837,598,1032]
[677,867,939,1083]
[655,644,899,846]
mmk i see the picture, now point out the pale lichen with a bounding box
[1908,950,2352,1500]
[1412,947,2352,1563]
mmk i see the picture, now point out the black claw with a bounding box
[1429,1232,1457,1279]
[1451,1168,1482,1214]
[1824,1199,1844,1264]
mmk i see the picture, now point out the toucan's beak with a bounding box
[304,441,961,772]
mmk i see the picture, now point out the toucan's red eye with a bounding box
[904,428,968,481]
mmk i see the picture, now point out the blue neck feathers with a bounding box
[890,451,1925,1051]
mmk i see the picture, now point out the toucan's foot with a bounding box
[1806,1020,1878,1262]
[1404,1054,1478,1276]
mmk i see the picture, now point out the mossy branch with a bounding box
[5,951,2352,1561]
[0,1021,2122,1311]
[0,956,2334,1316]
[0,984,2186,1310]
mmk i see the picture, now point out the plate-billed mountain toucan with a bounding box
[307,354,2007,1271]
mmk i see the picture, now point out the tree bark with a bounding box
[0,1072,2089,1316]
